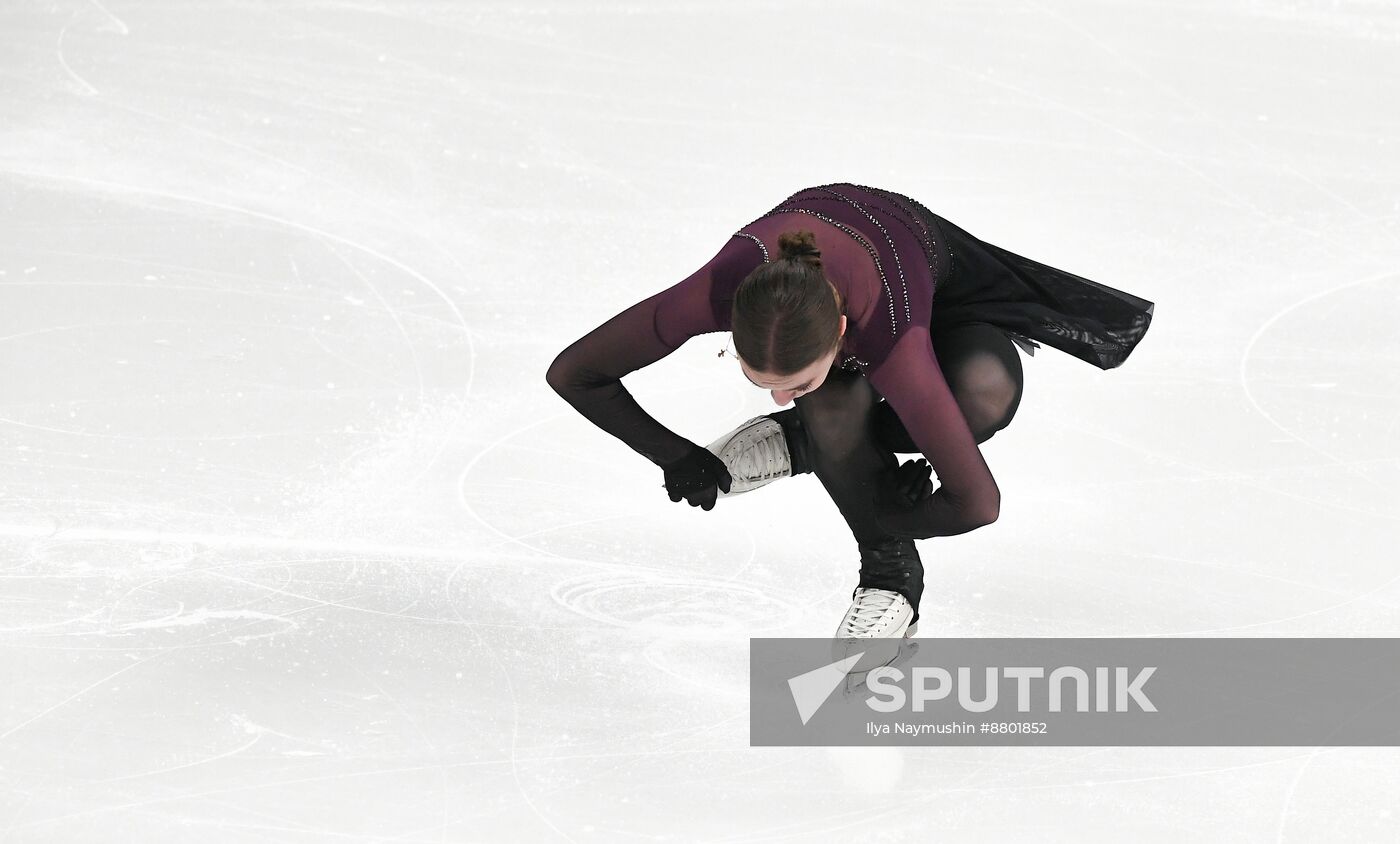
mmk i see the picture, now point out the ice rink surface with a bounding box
[1,0,1398,840]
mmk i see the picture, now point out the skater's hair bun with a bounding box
[731,229,844,377]
[777,230,823,268]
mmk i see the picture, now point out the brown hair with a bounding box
[731,230,844,376]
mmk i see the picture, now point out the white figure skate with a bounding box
[836,588,917,639]
[831,588,918,671]
[706,415,793,497]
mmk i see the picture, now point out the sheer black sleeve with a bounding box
[545,236,760,468]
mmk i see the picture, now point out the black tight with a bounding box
[766,322,1025,624]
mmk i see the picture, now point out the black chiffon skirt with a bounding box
[911,199,1155,370]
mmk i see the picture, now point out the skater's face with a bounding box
[739,315,847,406]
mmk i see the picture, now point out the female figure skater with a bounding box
[546,183,1153,642]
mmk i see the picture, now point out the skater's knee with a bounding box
[948,349,1023,443]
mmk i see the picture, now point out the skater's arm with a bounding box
[866,326,1001,538]
[545,294,702,467]
[545,236,756,468]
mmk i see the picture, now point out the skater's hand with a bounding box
[874,458,933,511]
[660,442,732,511]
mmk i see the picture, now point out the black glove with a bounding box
[874,457,934,512]
[660,442,732,511]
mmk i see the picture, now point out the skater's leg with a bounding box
[873,321,1025,453]
[792,368,926,620]
[795,322,1025,623]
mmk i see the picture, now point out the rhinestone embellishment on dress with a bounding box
[814,185,913,326]
[733,231,769,262]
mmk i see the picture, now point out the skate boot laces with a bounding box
[838,588,911,637]
[707,416,791,495]
[735,422,788,483]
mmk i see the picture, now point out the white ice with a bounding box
[2,0,1399,841]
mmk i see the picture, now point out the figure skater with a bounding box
[546,183,1154,642]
